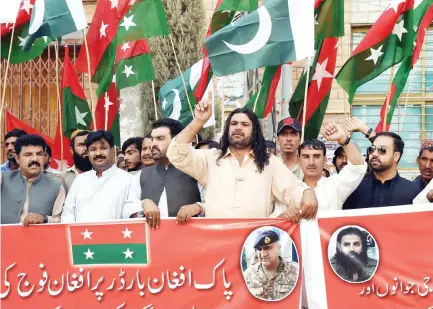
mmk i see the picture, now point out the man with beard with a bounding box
[343,132,419,209]
[63,130,93,194]
[1,129,27,171]
[330,227,377,282]
[141,134,156,167]
[1,135,65,225]
[126,119,201,228]
[332,147,347,174]
[276,118,303,178]
[243,229,299,301]
[61,131,139,223]
[167,100,318,223]
[122,137,145,174]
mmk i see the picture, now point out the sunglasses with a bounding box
[367,145,389,156]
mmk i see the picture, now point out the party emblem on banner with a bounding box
[68,223,148,266]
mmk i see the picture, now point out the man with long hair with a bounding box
[330,227,377,282]
[167,100,318,223]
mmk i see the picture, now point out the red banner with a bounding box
[310,205,433,309]
[0,219,302,309]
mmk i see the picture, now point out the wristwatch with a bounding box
[40,214,48,223]
[339,136,351,146]
[365,128,374,139]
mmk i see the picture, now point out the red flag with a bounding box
[5,110,54,149]
[0,0,35,37]
[75,0,119,77]
[51,116,73,170]
[92,82,119,132]
[412,4,433,66]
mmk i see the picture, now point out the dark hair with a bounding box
[298,138,326,156]
[336,227,367,254]
[45,144,52,158]
[218,108,270,173]
[122,137,144,154]
[143,133,152,139]
[332,146,345,167]
[5,129,27,141]
[70,130,90,149]
[195,139,220,150]
[14,134,47,155]
[152,118,184,138]
[265,140,276,151]
[196,133,203,143]
[371,132,404,162]
[86,130,114,148]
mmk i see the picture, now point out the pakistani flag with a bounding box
[159,59,215,127]
[69,223,148,265]
[62,47,92,138]
[117,0,170,42]
[204,0,314,76]
[244,65,282,118]
[1,23,51,64]
[23,0,87,51]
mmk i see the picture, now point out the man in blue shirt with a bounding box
[343,132,419,209]
[413,140,433,192]
[1,129,27,172]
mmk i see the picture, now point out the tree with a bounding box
[141,0,205,135]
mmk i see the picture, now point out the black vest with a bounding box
[140,163,201,217]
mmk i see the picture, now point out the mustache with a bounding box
[231,131,244,136]
[93,155,106,160]
[28,161,41,167]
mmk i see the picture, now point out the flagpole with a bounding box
[151,80,158,120]
[168,34,195,118]
[253,84,262,113]
[55,43,64,168]
[0,23,16,146]
[383,66,395,132]
[104,92,109,131]
[301,57,311,144]
[83,31,97,130]
[399,70,415,136]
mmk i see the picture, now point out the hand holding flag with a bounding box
[194,99,213,124]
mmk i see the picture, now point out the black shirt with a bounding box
[343,173,419,209]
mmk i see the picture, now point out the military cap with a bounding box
[254,229,280,249]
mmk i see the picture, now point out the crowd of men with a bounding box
[2,100,433,226]
[2,99,433,301]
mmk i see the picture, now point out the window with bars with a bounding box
[351,29,433,169]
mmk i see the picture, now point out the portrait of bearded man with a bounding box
[330,226,378,283]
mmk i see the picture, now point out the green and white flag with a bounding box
[204,0,315,76]
[23,0,87,51]
[1,23,52,64]
[159,59,215,127]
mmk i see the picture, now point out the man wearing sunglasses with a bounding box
[343,132,419,209]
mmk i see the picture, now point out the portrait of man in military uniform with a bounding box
[330,226,378,283]
[243,228,299,301]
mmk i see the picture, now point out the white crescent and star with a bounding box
[21,0,34,15]
[29,0,45,35]
[223,6,272,55]
[387,0,406,13]
[169,89,181,120]
[104,92,114,110]
[121,42,130,52]
[122,65,135,78]
[392,20,407,41]
[109,0,118,9]
[100,21,109,39]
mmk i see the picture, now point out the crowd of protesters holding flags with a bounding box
[1,98,433,228]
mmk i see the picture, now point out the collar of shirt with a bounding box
[221,147,254,159]
[413,175,426,190]
[90,164,117,179]
[21,172,41,184]
[277,155,300,173]
[67,165,80,176]
[0,161,11,171]
[370,172,400,185]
